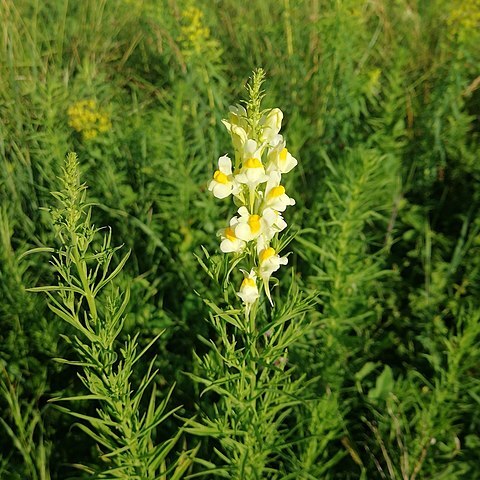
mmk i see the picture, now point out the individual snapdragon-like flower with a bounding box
[267,139,298,174]
[263,171,295,212]
[258,246,288,304]
[255,207,288,254]
[234,206,263,242]
[226,105,251,134]
[259,247,288,280]
[274,355,288,368]
[262,207,288,239]
[222,120,249,160]
[219,218,246,253]
[235,140,269,189]
[259,108,283,144]
[208,155,240,199]
[237,269,260,306]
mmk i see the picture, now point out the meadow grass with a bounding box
[1,0,479,478]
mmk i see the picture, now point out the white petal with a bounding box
[237,206,249,217]
[276,216,287,231]
[256,235,268,253]
[220,238,244,253]
[231,124,248,144]
[262,208,277,225]
[218,155,232,174]
[261,108,283,143]
[271,134,284,148]
[235,223,253,241]
[281,152,298,173]
[267,170,281,189]
[244,139,259,157]
[220,239,234,253]
[212,183,232,199]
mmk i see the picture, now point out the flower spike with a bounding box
[208,69,297,311]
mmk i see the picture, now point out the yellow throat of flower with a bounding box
[268,185,285,199]
[242,277,256,288]
[214,170,229,184]
[248,214,261,233]
[225,226,237,241]
[244,157,263,169]
[260,247,276,263]
[279,148,288,161]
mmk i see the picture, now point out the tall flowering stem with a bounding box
[190,70,310,477]
[208,68,297,316]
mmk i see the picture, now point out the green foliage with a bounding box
[187,286,315,478]
[26,153,194,478]
[0,371,51,480]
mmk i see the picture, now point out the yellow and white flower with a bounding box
[258,247,288,303]
[237,269,260,306]
[259,108,283,145]
[254,207,288,253]
[219,217,246,253]
[222,108,250,160]
[259,247,288,278]
[263,171,295,212]
[234,206,263,242]
[227,105,250,133]
[208,155,240,199]
[261,207,288,240]
[235,140,269,189]
[267,139,298,174]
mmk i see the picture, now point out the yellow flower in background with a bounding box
[447,0,480,41]
[179,5,221,60]
[67,99,111,141]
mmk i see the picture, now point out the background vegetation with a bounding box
[1,0,479,478]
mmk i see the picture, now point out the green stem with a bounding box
[72,246,98,322]
[249,187,256,213]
